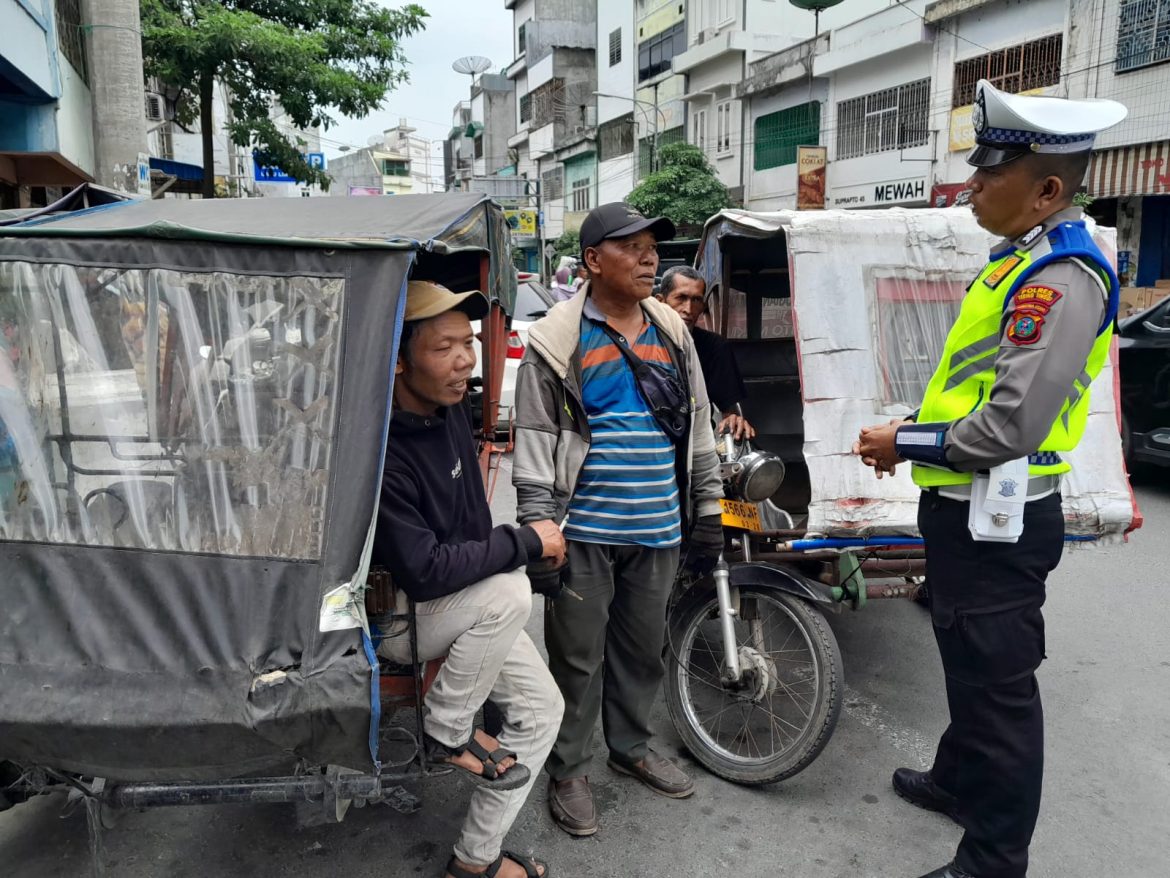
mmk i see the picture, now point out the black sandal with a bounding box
[425,729,531,791]
[444,851,550,878]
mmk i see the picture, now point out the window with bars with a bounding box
[571,178,592,212]
[836,79,930,161]
[1116,0,1170,72]
[952,34,1063,107]
[716,101,734,154]
[754,102,820,171]
[474,136,484,159]
[518,20,529,55]
[692,109,709,152]
[530,78,564,128]
[610,28,622,67]
[519,93,532,124]
[542,167,564,200]
[599,114,635,161]
[56,0,88,83]
[638,22,687,83]
[382,160,410,176]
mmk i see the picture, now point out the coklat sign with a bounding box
[830,177,927,208]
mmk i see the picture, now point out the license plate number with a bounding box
[720,498,763,532]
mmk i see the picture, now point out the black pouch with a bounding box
[599,324,690,441]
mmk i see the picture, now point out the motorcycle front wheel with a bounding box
[664,584,842,785]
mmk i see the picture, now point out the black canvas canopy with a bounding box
[0,192,512,780]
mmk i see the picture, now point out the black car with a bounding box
[1118,296,1170,467]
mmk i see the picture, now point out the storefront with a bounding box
[1086,140,1170,287]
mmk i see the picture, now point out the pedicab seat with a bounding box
[365,567,444,705]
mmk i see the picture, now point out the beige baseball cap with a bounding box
[405,280,490,322]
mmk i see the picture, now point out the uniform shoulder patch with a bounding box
[1006,285,1061,346]
[1012,285,1063,314]
[1007,311,1045,345]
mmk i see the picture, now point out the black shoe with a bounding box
[893,767,962,825]
[917,863,976,878]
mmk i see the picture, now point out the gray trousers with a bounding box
[378,570,564,866]
[544,540,680,781]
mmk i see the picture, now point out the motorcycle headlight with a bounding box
[724,449,786,503]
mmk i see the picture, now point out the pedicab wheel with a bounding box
[664,585,842,785]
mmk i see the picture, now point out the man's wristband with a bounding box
[894,422,955,470]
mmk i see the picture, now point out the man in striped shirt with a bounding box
[513,203,725,838]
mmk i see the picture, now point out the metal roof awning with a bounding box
[149,157,204,182]
[465,122,485,138]
[0,151,93,187]
[1087,140,1170,199]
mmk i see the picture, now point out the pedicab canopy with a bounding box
[695,208,1137,540]
[0,192,515,780]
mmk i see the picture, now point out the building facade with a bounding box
[0,0,96,207]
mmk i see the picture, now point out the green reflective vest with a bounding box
[912,220,1119,488]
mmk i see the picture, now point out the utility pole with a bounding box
[82,0,148,193]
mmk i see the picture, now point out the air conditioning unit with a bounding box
[144,92,165,122]
[697,28,716,45]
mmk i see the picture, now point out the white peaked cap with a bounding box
[969,79,1128,168]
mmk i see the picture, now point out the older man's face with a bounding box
[663,276,706,329]
[586,230,659,302]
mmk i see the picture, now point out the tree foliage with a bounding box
[553,229,581,261]
[141,1,428,196]
[625,142,731,234]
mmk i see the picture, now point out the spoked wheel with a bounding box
[664,584,843,785]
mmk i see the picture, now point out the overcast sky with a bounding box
[322,2,514,157]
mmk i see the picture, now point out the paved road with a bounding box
[3,466,1167,878]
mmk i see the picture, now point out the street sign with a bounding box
[136,152,151,196]
[253,151,326,184]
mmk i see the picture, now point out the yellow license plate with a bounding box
[720,498,763,532]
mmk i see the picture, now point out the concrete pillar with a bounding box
[82,0,148,192]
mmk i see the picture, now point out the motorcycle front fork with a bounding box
[714,537,763,687]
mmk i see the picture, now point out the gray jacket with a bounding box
[512,284,724,529]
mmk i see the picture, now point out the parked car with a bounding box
[470,273,557,423]
[501,275,557,411]
[1118,295,1170,468]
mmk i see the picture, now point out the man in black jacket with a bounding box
[657,266,755,440]
[373,280,564,878]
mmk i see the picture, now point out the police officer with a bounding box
[855,80,1127,878]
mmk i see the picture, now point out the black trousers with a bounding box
[918,491,1065,878]
[544,540,680,781]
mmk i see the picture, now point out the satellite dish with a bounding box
[789,0,842,33]
[452,56,493,76]
[367,134,384,147]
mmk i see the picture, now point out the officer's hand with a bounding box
[529,519,566,565]
[854,420,908,479]
[717,413,756,441]
[685,514,725,575]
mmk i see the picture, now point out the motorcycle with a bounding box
[665,430,843,785]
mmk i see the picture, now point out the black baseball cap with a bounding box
[579,202,676,250]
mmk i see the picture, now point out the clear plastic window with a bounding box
[0,261,343,559]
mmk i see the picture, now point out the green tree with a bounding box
[553,229,580,261]
[141,1,428,197]
[626,142,731,235]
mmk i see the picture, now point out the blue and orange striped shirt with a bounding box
[564,299,682,549]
